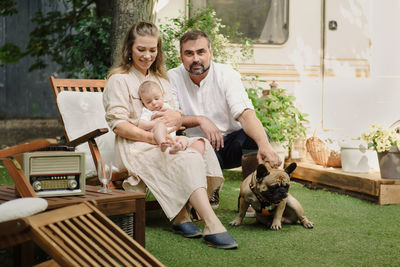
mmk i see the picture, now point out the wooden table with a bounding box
[0,185,146,266]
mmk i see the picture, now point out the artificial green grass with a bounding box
[1,165,400,266]
[145,169,400,266]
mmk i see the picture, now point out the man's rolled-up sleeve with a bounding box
[224,67,254,120]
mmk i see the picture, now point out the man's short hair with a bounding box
[179,30,211,52]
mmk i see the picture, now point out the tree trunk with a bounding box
[94,0,114,18]
[110,0,157,66]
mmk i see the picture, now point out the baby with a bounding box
[138,80,188,154]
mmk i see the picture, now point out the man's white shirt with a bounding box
[168,61,254,138]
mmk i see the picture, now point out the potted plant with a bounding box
[246,79,309,166]
[361,123,400,179]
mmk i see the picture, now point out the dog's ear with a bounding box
[284,162,297,175]
[256,164,269,182]
[264,161,273,172]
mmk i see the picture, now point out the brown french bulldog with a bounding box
[229,162,314,230]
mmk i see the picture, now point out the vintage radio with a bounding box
[21,151,86,197]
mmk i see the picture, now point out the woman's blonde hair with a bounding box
[107,21,167,79]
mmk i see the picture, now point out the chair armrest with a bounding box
[67,128,109,147]
[109,169,129,189]
[0,139,59,158]
[112,169,129,182]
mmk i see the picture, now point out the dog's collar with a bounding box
[249,173,271,212]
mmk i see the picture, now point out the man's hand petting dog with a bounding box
[229,162,314,230]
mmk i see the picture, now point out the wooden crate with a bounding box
[286,161,400,205]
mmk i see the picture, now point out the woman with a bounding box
[103,21,238,249]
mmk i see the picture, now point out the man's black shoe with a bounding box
[210,188,220,209]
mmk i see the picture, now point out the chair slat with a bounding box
[87,213,151,266]
[49,222,100,266]
[50,76,106,97]
[71,217,120,266]
[79,215,138,267]
[87,202,161,265]
[38,225,82,266]
[64,218,114,266]
[46,224,95,266]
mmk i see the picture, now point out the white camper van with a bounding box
[156,0,400,139]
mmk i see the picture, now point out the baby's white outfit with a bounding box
[140,102,176,137]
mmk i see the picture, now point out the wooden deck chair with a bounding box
[49,76,122,186]
[0,201,164,267]
[49,76,160,210]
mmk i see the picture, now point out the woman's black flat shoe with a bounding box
[172,222,202,238]
[203,232,238,249]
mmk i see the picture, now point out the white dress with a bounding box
[103,67,224,220]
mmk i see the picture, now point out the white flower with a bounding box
[361,124,400,152]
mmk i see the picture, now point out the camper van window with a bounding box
[190,0,289,45]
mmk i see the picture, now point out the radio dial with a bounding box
[67,179,78,190]
[32,181,42,192]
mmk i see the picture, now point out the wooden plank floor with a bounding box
[287,161,400,205]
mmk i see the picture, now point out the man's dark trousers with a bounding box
[214,129,259,170]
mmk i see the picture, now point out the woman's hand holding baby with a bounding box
[151,109,183,130]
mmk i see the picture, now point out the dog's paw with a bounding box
[302,219,314,229]
[229,218,242,226]
[270,221,282,230]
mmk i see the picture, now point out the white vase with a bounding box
[339,140,379,173]
[271,142,287,169]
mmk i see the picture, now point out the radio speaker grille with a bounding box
[30,156,81,174]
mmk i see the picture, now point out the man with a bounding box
[167,30,281,212]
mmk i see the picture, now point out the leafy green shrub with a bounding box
[63,17,111,79]
[246,78,308,146]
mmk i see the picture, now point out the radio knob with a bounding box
[32,181,42,192]
[67,179,78,190]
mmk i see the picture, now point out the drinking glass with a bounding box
[97,161,113,193]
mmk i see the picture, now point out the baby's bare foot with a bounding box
[169,143,182,154]
[169,140,187,154]
[160,142,169,152]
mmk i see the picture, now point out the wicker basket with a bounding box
[306,136,341,167]
[109,213,134,237]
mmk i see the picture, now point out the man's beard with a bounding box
[186,62,210,75]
